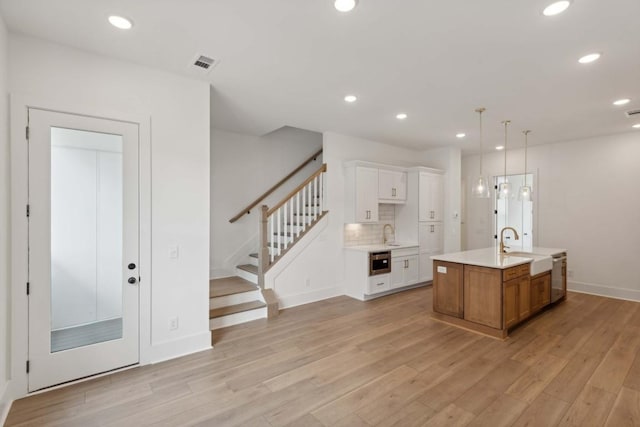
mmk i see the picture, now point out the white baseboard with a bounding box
[568,280,640,302]
[147,331,212,364]
[210,268,233,280]
[1,380,12,426]
[277,286,344,310]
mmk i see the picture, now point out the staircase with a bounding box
[210,161,328,330]
[209,255,272,330]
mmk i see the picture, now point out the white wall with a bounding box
[265,132,461,308]
[462,132,640,301]
[0,11,10,423]
[8,34,211,397]
[210,126,322,278]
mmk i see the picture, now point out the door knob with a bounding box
[128,277,137,284]
[128,263,136,270]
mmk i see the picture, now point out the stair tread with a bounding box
[237,264,259,275]
[209,300,266,319]
[209,276,258,298]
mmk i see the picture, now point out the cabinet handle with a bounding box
[376,282,384,287]
[430,225,435,233]
[392,188,396,197]
[430,210,435,219]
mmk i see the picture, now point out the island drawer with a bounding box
[503,264,529,281]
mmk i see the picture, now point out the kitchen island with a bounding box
[431,247,567,339]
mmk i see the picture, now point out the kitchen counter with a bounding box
[345,242,419,252]
[431,247,532,269]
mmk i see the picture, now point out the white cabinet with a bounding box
[345,166,379,223]
[395,167,445,283]
[378,170,407,203]
[419,172,444,222]
[391,248,419,289]
[419,222,444,253]
[367,274,390,295]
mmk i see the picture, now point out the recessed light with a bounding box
[543,1,571,16]
[495,146,504,151]
[334,0,358,12]
[613,98,631,106]
[578,53,601,64]
[633,124,640,129]
[344,95,357,103]
[396,113,408,120]
[108,15,133,30]
[456,133,466,138]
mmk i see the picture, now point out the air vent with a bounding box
[626,109,640,118]
[190,54,218,74]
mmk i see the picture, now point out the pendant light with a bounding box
[518,130,533,201]
[498,120,511,199]
[471,107,490,198]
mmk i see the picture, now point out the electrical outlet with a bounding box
[169,317,179,330]
[567,270,574,278]
[305,278,311,287]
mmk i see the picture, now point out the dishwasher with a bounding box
[550,253,567,303]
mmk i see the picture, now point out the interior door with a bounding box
[27,108,139,392]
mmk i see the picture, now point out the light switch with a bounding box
[169,245,179,259]
[437,266,447,274]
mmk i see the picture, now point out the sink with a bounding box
[505,252,553,276]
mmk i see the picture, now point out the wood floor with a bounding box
[6,287,640,426]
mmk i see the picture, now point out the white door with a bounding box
[27,108,139,392]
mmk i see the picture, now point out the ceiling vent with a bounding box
[626,109,640,118]
[191,54,217,73]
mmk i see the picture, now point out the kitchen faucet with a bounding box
[499,227,520,253]
[383,223,395,244]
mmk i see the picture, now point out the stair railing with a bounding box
[229,148,323,223]
[259,163,327,285]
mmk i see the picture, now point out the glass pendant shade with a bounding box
[472,175,490,198]
[518,130,532,202]
[498,181,512,199]
[518,185,532,201]
[472,107,490,198]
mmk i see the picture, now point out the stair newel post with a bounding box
[259,205,269,288]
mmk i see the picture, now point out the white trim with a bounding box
[568,280,640,302]
[277,286,344,309]
[9,93,152,399]
[145,332,212,364]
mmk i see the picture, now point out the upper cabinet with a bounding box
[378,170,407,203]
[344,162,408,223]
[418,172,444,222]
[345,165,379,223]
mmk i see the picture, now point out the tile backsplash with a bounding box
[344,204,396,246]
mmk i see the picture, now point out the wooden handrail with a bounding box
[267,164,327,216]
[229,148,323,223]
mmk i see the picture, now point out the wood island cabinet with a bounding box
[433,260,554,339]
[433,261,463,318]
[530,271,551,313]
[463,266,502,329]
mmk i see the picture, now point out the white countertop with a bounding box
[430,246,564,270]
[345,242,419,252]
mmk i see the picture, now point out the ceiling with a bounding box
[1,0,639,152]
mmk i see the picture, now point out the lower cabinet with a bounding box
[531,272,551,313]
[503,275,531,329]
[366,274,390,295]
[433,261,464,318]
[463,265,502,329]
[391,254,419,289]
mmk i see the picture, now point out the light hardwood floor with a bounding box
[6,287,640,426]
